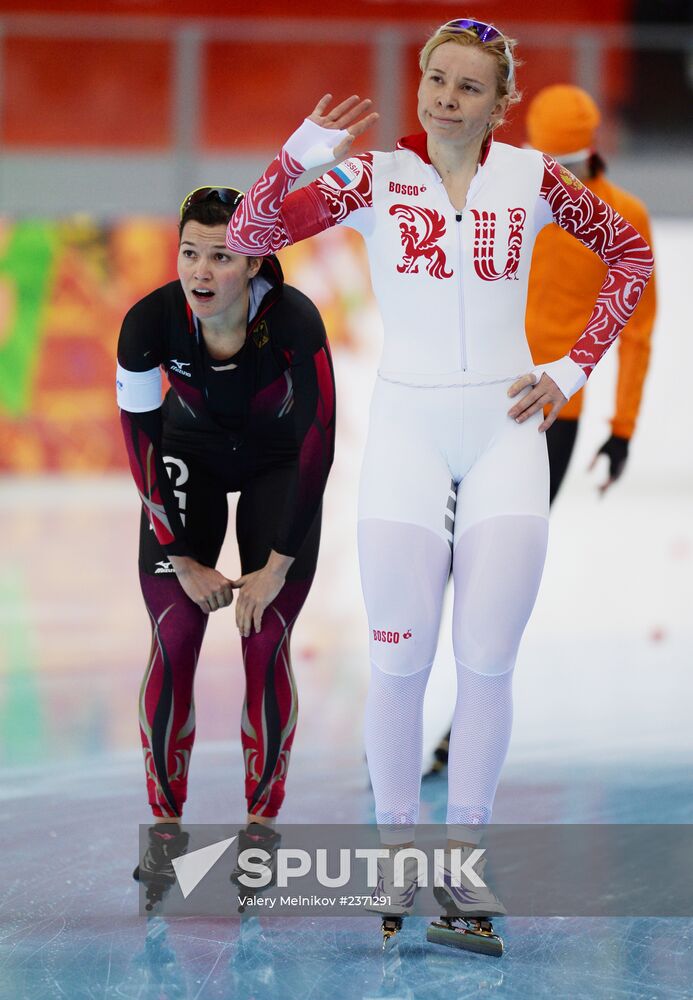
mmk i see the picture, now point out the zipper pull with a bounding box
[455,212,462,223]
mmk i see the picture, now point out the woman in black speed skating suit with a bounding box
[117,188,335,898]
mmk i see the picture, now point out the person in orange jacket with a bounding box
[425,84,657,778]
[526,83,657,502]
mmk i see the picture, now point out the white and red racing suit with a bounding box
[227,120,653,842]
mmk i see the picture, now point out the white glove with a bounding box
[284,118,351,171]
[532,355,587,401]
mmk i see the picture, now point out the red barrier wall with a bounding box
[0,3,632,151]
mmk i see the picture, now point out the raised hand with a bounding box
[308,93,379,161]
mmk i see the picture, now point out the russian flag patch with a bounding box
[324,157,364,192]
[330,166,352,188]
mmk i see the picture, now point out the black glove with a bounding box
[594,434,630,488]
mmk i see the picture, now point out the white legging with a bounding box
[359,377,549,842]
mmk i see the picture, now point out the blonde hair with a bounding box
[419,21,522,131]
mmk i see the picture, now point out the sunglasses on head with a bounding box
[179,186,244,220]
[442,18,514,88]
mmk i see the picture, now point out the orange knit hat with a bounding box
[526,84,601,156]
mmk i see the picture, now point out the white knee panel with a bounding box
[358,518,450,676]
[452,514,548,676]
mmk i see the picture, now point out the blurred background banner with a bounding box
[0,218,177,471]
[0,3,691,215]
[0,220,375,471]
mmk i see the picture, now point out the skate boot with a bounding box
[366,853,420,949]
[423,728,451,779]
[427,848,505,957]
[230,822,281,912]
[133,823,189,911]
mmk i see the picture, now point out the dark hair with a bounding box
[178,197,240,241]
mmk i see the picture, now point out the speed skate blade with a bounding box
[427,921,503,957]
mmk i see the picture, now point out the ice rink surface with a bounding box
[1,220,692,997]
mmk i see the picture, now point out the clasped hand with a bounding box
[170,556,286,635]
[231,566,287,638]
[169,556,233,614]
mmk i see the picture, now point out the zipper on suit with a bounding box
[455,211,467,371]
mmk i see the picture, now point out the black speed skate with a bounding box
[133,823,189,911]
[380,916,404,949]
[230,822,281,912]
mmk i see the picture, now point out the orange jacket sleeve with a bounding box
[610,193,657,438]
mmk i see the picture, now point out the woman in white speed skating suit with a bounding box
[226,17,653,949]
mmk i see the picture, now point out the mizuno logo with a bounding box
[155,561,175,574]
[170,359,191,377]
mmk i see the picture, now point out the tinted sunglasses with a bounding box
[179,186,244,220]
[442,19,514,88]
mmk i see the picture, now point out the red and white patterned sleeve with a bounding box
[539,155,654,384]
[227,121,374,255]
